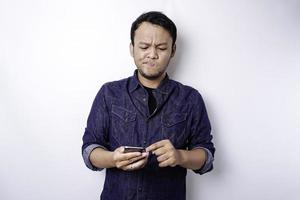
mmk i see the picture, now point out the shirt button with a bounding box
[138,187,142,191]
[142,98,146,101]
[143,140,146,145]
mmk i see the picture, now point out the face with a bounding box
[130,22,176,81]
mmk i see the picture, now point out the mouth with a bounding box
[143,61,156,67]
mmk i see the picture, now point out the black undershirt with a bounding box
[144,86,157,115]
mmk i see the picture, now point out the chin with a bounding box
[139,70,164,80]
[144,75,162,80]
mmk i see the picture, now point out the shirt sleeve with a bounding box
[191,147,214,174]
[188,91,215,175]
[81,85,110,171]
[82,144,107,171]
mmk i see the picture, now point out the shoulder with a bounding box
[99,77,129,93]
[92,77,130,101]
[169,79,204,103]
[103,77,128,89]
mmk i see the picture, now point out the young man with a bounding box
[82,11,215,200]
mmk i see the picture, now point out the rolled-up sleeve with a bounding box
[82,85,110,171]
[188,91,215,175]
[192,147,214,174]
[82,144,108,171]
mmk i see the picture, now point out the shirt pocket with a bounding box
[111,105,136,146]
[161,112,187,147]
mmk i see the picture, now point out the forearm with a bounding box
[90,147,115,169]
[177,148,206,170]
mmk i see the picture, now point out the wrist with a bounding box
[177,149,187,166]
[109,151,117,168]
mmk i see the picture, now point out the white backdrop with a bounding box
[1,0,300,199]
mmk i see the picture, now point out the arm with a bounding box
[89,147,115,168]
[187,91,215,174]
[82,85,149,171]
[177,148,206,170]
[90,146,149,171]
[146,139,206,170]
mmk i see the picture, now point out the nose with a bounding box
[147,47,158,59]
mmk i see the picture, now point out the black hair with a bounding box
[130,11,177,47]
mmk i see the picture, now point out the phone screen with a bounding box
[123,146,145,153]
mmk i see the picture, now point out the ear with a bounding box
[171,44,176,58]
[130,43,134,57]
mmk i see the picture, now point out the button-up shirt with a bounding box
[82,70,215,200]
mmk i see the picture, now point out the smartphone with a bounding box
[123,146,145,153]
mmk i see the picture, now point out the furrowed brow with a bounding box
[156,43,168,47]
[156,42,168,47]
[138,42,150,46]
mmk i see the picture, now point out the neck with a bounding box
[137,72,166,89]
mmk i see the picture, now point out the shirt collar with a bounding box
[128,69,172,94]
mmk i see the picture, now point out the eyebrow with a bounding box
[138,42,168,46]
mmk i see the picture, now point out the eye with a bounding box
[158,48,167,51]
[157,46,167,51]
[139,46,148,50]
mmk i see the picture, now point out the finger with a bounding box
[156,153,169,163]
[121,163,133,171]
[118,152,142,161]
[116,153,148,168]
[158,157,175,168]
[128,153,148,163]
[116,160,131,168]
[134,157,148,168]
[141,152,149,157]
[152,147,167,156]
[117,146,125,153]
[146,140,169,152]
[123,157,148,171]
[127,152,148,165]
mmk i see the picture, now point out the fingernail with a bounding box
[143,152,149,156]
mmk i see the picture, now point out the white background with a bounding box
[1,0,300,199]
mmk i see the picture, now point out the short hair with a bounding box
[130,11,177,47]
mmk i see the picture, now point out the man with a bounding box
[82,11,215,200]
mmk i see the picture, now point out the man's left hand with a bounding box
[146,139,183,167]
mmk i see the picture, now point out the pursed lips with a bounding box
[143,61,156,67]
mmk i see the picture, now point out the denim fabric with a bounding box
[82,70,215,200]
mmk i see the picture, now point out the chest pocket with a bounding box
[161,112,187,147]
[111,105,136,146]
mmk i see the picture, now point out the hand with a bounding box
[112,146,149,171]
[146,139,182,167]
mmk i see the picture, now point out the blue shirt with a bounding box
[82,70,215,200]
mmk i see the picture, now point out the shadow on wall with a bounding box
[167,34,184,78]
[186,113,226,199]
[169,32,227,199]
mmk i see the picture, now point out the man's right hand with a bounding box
[112,146,149,171]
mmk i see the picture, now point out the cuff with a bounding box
[192,147,214,175]
[82,144,107,171]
